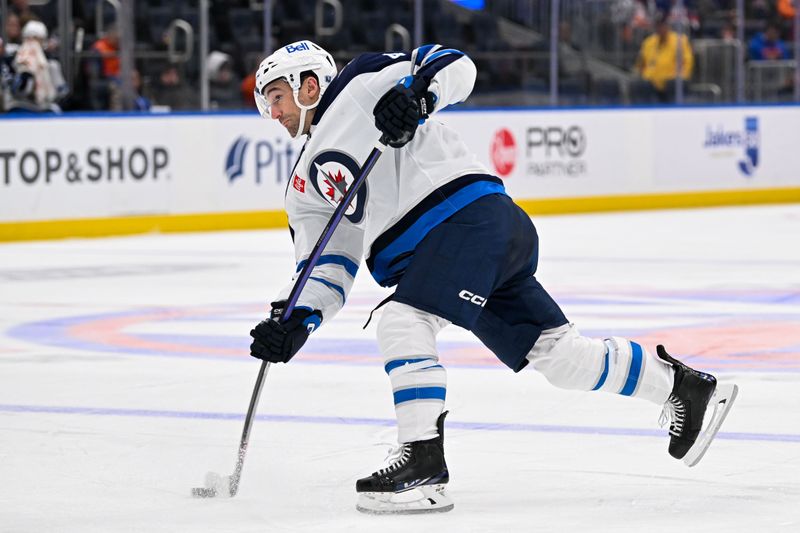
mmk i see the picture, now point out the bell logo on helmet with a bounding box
[286,42,310,53]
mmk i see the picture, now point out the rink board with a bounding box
[1,105,799,240]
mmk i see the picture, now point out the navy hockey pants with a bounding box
[392,193,569,372]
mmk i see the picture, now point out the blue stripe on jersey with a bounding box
[367,177,507,287]
[592,348,610,391]
[309,276,346,302]
[416,50,464,83]
[312,52,411,126]
[385,357,433,374]
[619,341,644,396]
[393,386,447,405]
[414,44,437,66]
[421,48,463,66]
[297,254,359,278]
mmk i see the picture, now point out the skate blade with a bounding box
[683,383,738,467]
[356,484,454,515]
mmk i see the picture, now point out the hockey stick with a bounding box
[192,137,388,498]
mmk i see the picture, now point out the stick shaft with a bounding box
[283,140,386,320]
[228,358,270,496]
[224,138,387,496]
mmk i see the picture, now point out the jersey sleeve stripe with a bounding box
[420,48,463,66]
[415,51,465,81]
[297,254,359,277]
[309,276,347,302]
[413,44,438,66]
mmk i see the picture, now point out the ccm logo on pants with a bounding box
[459,290,487,307]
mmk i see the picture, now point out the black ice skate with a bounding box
[355,411,453,514]
[657,345,738,467]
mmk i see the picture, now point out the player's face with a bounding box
[263,77,320,138]
[264,80,302,137]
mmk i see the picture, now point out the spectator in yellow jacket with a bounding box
[635,13,694,101]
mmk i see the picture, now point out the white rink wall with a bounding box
[1,105,799,237]
[0,113,300,222]
[444,105,800,197]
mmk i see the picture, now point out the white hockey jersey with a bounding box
[277,45,507,324]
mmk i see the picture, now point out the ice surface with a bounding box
[1,205,799,532]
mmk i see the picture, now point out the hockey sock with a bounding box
[527,324,673,405]
[377,301,451,443]
[385,356,447,443]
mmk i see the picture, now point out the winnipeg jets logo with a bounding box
[315,164,347,201]
[308,151,368,223]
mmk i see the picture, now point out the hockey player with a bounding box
[248,40,738,514]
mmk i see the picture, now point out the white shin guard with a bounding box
[526,324,673,405]
[377,301,450,443]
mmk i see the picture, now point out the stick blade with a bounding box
[190,472,233,498]
[190,487,217,498]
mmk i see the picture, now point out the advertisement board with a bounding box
[0,114,303,223]
[438,106,800,199]
[1,105,798,239]
[437,109,653,198]
[651,107,800,189]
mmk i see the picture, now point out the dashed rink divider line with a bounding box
[1,403,798,444]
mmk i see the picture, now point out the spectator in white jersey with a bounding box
[248,40,738,514]
[6,20,66,113]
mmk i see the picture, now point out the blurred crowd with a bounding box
[619,0,795,101]
[0,0,797,114]
[1,0,259,113]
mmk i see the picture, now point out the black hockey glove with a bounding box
[11,71,35,97]
[249,301,322,363]
[373,75,437,148]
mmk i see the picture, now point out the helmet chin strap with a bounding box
[291,89,321,140]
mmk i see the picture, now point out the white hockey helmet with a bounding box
[22,20,48,41]
[254,41,337,139]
